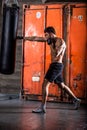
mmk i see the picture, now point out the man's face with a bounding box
[44,32,53,45]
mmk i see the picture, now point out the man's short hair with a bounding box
[44,26,56,34]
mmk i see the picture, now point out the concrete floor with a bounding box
[0,97,87,130]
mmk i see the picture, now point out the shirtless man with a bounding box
[32,26,81,113]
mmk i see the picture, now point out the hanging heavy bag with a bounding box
[0,3,19,74]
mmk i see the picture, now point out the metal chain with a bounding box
[4,0,9,4]
[13,0,19,6]
[4,0,19,6]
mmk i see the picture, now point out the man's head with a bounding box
[44,26,56,35]
[44,26,56,45]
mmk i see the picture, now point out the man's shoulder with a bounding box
[56,37,64,42]
[56,37,64,44]
[56,37,66,47]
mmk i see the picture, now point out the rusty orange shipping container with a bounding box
[21,3,87,103]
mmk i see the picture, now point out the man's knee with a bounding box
[57,82,65,89]
[42,79,50,88]
[43,79,48,85]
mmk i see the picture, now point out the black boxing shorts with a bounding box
[45,62,64,83]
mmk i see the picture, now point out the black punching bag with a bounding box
[0,4,19,74]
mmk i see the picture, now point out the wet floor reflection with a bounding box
[0,100,87,130]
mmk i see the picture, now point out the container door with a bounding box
[70,6,87,99]
[22,6,45,97]
[22,4,64,100]
[45,5,63,99]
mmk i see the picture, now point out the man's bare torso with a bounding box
[50,37,66,63]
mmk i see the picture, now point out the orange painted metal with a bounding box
[22,3,87,101]
[22,4,64,100]
[69,5,87,98]
[22,6,45,96]
[45,5,63,97]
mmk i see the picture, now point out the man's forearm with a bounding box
[24,36,46,42]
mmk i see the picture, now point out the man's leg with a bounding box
[32,79,51,113]
[58,82,81,109]
[42,79,51,107]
